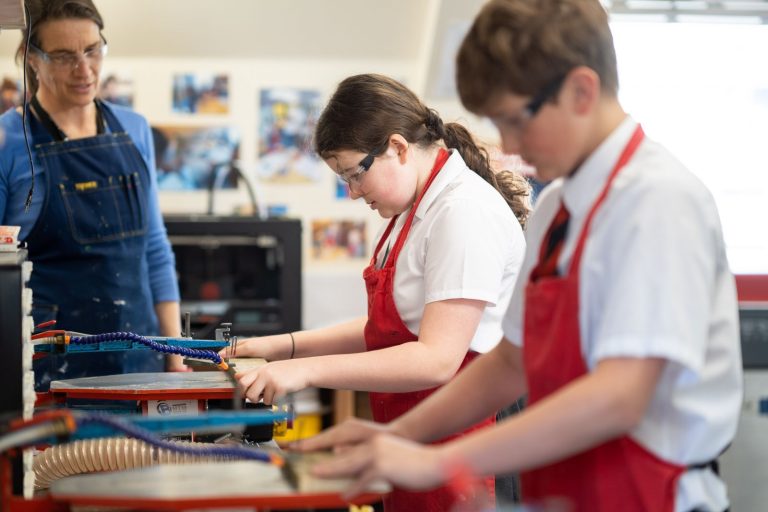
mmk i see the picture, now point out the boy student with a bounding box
[300,1,743,510]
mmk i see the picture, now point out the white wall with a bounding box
[4,1,764,327]
[106,55,414,329]
[0,0,497,329]
[0,51,424,328]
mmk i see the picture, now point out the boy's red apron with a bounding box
[521,125,686,512]
[363,149,495,511]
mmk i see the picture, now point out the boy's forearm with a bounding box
[392,341,528,443]
[442,357,666,476]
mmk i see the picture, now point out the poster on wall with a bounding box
[1,76,22,114]
[310,219,367,261]
[151,125,240,191]
[172,74,229,115]
[257,87,322,183]
[99,72,134,108]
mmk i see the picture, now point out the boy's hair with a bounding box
[456,0,618,114]
[16,0,104,94]
[314,73,531,226]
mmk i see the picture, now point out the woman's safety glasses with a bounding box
[30,36,108,71]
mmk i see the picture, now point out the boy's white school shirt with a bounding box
[373,149,526,354]
[503,117,743,512]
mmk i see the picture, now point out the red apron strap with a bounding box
[568,125,645,276]
[383,148,450,269]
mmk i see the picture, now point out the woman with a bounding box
[0,0,184,388]
[231,73,530,510]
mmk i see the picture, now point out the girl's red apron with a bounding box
[363,149,495,511]
[521,125,686,512]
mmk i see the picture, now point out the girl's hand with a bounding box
[235,360,309,404]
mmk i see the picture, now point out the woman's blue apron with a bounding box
[25,100,163,391]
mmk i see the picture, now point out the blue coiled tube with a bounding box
[69,331,223,366]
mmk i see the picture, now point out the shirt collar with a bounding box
[413,149,464,220]
[562,115,637,218]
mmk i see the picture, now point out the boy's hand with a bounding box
[291,417,391,453]
[311,434,446,499]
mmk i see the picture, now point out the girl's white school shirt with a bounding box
[374,149,525,353]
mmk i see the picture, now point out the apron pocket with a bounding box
[59,174,147,244]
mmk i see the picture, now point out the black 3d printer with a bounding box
[163,215,302,340]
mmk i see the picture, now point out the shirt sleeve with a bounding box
[586,180,721,374]
[423,196,514,306]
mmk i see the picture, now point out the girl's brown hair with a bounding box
[314,73,531,226]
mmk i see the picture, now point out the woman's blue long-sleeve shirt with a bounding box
[0,103,180,304]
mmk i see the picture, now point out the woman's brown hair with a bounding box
[314,73,531,226]
[15,0,104,94]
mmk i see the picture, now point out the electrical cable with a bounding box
[21,3,36,212]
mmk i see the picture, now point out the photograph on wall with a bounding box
[172,73,229,115]
[310,219,367,261]
[99,72,134,108]
[1,76,22,114]
[151,124,240,191]
[257,87,322,183]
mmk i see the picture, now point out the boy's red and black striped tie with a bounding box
[531,201,570,281]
